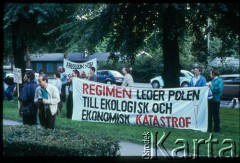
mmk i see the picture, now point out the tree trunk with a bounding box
[162,6,181,88]
[11,21,27,80]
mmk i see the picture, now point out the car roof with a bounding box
[97,70,123,76]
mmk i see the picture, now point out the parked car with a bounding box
[220,74,240,100]
[150,70,194,88]
[97,70,124,85]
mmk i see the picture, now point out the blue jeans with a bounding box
[5,84,16,101]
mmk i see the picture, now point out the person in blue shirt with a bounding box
[190,66,207,87]
[207,69,224,133]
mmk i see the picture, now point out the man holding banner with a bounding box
[88,66,97,82]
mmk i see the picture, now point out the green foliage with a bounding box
[3,125,120,156]
[4,3,239,87]
[97,60,124,72]
[132,53,163,82]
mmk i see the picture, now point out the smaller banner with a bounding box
[63,58,97,77]
[13,68,22,84]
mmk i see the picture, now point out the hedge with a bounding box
[3,125,120,156]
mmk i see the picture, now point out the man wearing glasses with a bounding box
[34,74,60,129]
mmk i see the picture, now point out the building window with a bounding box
[47,63,53,73]
[36,63,43,73]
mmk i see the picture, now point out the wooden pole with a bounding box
[17,83,20,110]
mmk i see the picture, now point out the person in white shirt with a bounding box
[34,74,60,129]
[121,66,134,87]
[52,72,62,115]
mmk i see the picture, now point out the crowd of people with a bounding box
[4,65,103,129]
[4,64,224,133]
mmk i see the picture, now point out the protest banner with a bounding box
[63,58,97,77]
[13,68,22,84]
[72,78,208,132]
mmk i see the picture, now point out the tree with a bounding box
[3,3,73,78]
[50,3,238,88]
[5,3,238,87]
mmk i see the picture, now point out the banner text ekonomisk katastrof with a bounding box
[72,78,209,132]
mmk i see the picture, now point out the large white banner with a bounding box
[63,58,97,77]
[72,78,209,132]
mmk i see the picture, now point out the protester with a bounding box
[80,71,87,79]
[122,66,134,87]
[52,72,62,115]
[58,66,67,102]
[190,66,207,87]
[18,70,38,125]
[66,69,80,119]
[34,74,60,129]
[88,66,97,81]
[207,69,224,133]
[4,74,16,102]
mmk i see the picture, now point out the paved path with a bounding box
[3,119,22,126]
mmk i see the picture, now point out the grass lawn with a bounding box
[3,96,239,157]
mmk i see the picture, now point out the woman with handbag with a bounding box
[18,70,38,125]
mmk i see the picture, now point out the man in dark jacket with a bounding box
[18,70,38,125]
